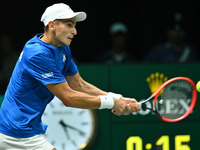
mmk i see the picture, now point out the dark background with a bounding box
[0,0,199,63]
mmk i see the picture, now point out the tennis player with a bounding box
[0,3,140,150]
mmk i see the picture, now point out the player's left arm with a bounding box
[65,72,108,96]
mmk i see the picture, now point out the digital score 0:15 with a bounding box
[126,135,190,150]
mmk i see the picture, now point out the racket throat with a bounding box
[141,104,162,119]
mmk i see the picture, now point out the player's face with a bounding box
[53,18,77,47]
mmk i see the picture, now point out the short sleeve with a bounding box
[28,52,66,85]
[65,59,78,76]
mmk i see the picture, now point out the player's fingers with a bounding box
[123,97,137,104]
[132,103,141,112]
[125,103,132,114]
[112,103,140,116]
[117,103,132,115]
[127,103,141,113]
[112,103,130,116]
[111,110,118,115]
[112,109,124,116]
[130,98,137,103]
[112,110,124,116]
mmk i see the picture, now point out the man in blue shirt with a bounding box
[0,3,140,150]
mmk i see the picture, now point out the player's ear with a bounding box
[48,21,56,31]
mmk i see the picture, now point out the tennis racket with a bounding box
[140,77,197,122]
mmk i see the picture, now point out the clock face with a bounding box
[42,97,97,150]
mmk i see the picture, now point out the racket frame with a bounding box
[141,77,197,122]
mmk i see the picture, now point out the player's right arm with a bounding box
[46,81,137,115]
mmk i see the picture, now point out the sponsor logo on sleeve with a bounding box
[42,72,54,78]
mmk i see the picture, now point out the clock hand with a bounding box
[59,120,86,137]
[65,123,86,137]
[59,120,71,139]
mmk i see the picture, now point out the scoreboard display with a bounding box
[111,116,197,150]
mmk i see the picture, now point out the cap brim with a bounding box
[74,12,87,22]
[57,12,87,22]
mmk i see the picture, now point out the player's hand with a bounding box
[119,97,141,114]
[121,97,141,113]
[112,97,141,116]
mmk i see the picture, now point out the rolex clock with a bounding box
[42,96,97,150]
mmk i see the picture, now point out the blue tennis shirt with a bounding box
[0,33,78,138]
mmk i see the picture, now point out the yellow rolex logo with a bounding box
[146,72,168,94]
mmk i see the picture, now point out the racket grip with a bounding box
[138,101,147,110]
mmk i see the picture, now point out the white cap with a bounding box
[110,22,128,35]
[41,3,87,26]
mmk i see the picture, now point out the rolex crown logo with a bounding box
[146,72,168,94]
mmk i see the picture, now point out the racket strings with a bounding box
[156,80,193,120]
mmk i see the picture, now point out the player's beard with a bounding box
[52,30,67,47]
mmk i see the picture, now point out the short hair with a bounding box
[43,25,49,32]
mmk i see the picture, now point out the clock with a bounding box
[42,96,98,150]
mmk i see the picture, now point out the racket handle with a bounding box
[138,101,147,110]
[139,96,153,107]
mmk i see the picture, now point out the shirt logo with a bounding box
[42,72,54,78]
[63,54,66,62]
